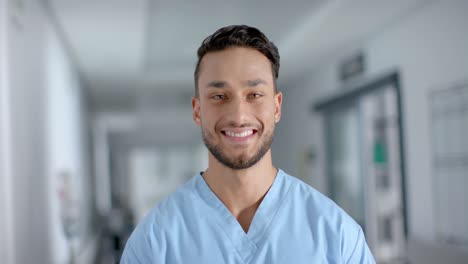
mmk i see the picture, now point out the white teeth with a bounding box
[225,130,254,138]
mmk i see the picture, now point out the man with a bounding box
[121,25,375,263]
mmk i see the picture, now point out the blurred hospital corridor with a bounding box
[1,0,468,263]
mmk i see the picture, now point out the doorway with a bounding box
[315,72,407,263]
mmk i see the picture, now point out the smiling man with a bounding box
[121,25,375,263]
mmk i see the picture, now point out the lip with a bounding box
[221,128,258,144]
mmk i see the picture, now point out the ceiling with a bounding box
[45,0,431,148]
[47,0,430,112]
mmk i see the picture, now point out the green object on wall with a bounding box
[374,141,387,164]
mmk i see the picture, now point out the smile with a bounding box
[221,128,258,142]
[224,130,254,138]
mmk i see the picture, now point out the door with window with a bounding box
[318,73,407,263]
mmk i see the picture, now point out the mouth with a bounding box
[221,128,258,143]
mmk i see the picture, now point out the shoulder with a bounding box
[120,176,200,263]
[138,175,200,230]
[283,171,352,221]
[154,176,200,217]
[280,170,373,262]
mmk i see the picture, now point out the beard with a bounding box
[201,126,274,170]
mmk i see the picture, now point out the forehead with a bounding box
[198,47,273,82]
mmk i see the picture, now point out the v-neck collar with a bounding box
[194,169,292,263]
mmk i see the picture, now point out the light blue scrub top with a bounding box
[121,169,375,263]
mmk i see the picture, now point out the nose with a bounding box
[227,97,250,126]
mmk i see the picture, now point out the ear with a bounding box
[192,96,201,126]
[274,91,283,123]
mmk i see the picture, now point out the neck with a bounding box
[202,150,277,231]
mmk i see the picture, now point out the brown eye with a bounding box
[211,94,226,100]
[248,93,263,99]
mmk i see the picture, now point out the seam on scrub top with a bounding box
[345,227,362,264]
[255,178,294,244]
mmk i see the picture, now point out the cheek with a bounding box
[200,108,218,126]
[254,102,276,117]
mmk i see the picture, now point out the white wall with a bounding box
[0,0,15,263]
[5,1,51,262]
[366,0,468,243]
[45,15,95,263]
[0,1,96,263]
[275,0,468,245]
[1,3,49,263]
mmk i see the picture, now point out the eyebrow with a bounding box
[206,79,268,89]
[207,80,227,88]
[245,79,267,87]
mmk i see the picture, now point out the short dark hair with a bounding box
[194,25,280,96]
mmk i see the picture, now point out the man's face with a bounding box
[192,47,282,170]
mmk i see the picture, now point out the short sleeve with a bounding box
[120,211,164,264]
[120,241,146,264]
[120,226,154,264]
[345,228,376,264]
